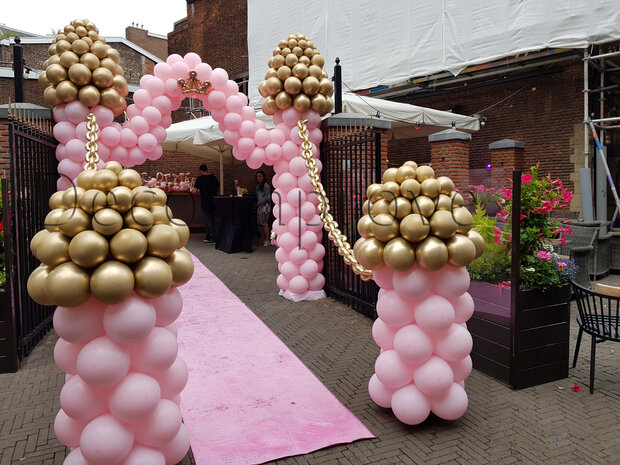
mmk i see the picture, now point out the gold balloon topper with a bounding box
[354,162,486,272]
[28,162,194,308]
[259,33,334,116]
[39,19,128,115]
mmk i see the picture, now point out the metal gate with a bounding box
[320,124,381,319]
[0,106,57,372]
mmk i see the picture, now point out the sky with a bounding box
[1,0,188,38]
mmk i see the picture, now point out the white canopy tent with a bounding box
[162,92,480,193]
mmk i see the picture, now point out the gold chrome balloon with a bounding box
[383,237,416,271]
[59,51,80,68]
[38,71,50,88]
[58,208,91,237]
[396,165,416,184]
[411,195,435,218]
[46,64,67,85]
[382,168,398,183]
[110,228,147,263]
[400,213,430,243]
[357,214,374,239]
[389,197,412,219]
[276,65,292,81]
[107,186,133,213]
[44,86,61,106]
[79,189,107,214]
[62,186,85,209]
[453,207,474,234]
[400,178,421,200]
[421,178,441,199]
[56,80,79,102]
[362,200,369,215]
[151,205,172,225]
[102,161,123,174]
[31,229,51,258]
[90,261,135,304]
[416,165,435,182]
[27,265,54,306]
[262,97,277,115]
[37,231,70,267]
[446,234,477,267]
[78,85,101,107]
[429,210,459,239]
[275,91,292,109]
[416,236,449,271]
[91,169,118,192]
[44,208,65,232]
[80,52,100,70]
[293,93,311,112]
[371,213,400,242]
[382,182,401,201]
[150,187,167,207]
[468,229,486,258]
[451,192,464,208]
[435,194,453,211]
[69,230,109,268]
[355,237,384,270]
[124,207,154,233]
[134,256,173,298]
[366,183,383,203]
[302,76,320,95]
[170,219,190,247]
[437,176,455,196]
[132,186,156,209]
[68,63,91,86]
[370,199,390,216]
[117,169,142,189]
[146,224,180,259]
[92,208,123,236]
[166,250,194,286]
[404,161,418,169]
[46,262,90,307]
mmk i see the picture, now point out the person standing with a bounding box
[255,170,272,246]
[193,164,219,243]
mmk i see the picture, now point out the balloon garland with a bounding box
[355,164,485,425]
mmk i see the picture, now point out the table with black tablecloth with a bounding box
[213,196,253,254]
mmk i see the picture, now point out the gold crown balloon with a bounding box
[354,162,486,272]
[38,19,128,115]
[27,160,193,308]
[259,33,334,116]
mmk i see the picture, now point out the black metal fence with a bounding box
[0,107,57,372]
[320,125,381,319]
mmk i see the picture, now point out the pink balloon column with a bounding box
[354,163,485,425]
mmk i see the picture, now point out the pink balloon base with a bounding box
[368,263,474,425]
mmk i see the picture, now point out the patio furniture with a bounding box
[570,280,620,393]
[561,221,610,278]
[558,225,598,288]
[610,228,620,272]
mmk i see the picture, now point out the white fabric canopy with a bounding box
[247,0,620,107]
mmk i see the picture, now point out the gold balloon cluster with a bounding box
[353,162,486,272]
[259,33,334,116]
[39,19,128,115]
[27,161,194,308]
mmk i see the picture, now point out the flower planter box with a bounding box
[468,281,571,389]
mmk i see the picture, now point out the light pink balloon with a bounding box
[297,173,314,192]
[125,103,141,119]
[373,266,394,290]
[287,157,307,176]
[225,80,239,96]
[414,294,455,334]
[393,265,432,301]
[77,336,131,388]
[100,126,120,147]
[109,372,161,423]
[159,423,190,465]
[307,243,325,261]
[309,128,323,146]
[151,96,171,116]
[80,414,134,465]
[434,324,473,362]
[132,327,178,374]
[170,61,190,79]
[450,355,473,382]
[276,274,290,290]
[368,373,394,408]
[239,120,256,137]
[248,147,266,169]
[372,318,397,349]
[289,126,303,145]
[150,288,183,327]
[120,128,138,148]
[54,409,84,448]
[91,105,114,126]
[274,247,288,264]
[57,177,71,191]
[277,232,297,252]
[208,90,227,109]
[413,355,454,396]
[53,298,105,344]
[130,116,150,135]
[65,138,87,162]
[282,140,299,161]
[64,448,88,465]
[156,357,188,399]
[279,261,299,280]
[393,324,434,365]
[299,230,318,249]
[376,290,415,328]
[374,349,413,389]
[287,217,306,235]
[139,74,153,88]
[307,214,323,233]
[58,159,82,183]
[110,146,129,164]
[128,147,146,166]
[433,265,471,299]
[53,121,76,144]
[308,273,325,291]
[254,128,270,147]
[65,100,90,124]
[54,338,84,374]
[134,399,182,447]
[120,446,165,465]
[273,159,290,173]
[141,106,162,126]
[236,136,256,156]
[299,201,316,221]
[265,143,283,162]
[195,62,212,81]
[289,275,309,294]
[55,143,67,161]
[164,78,182,99]
[430,382,468,420]
[145,77,165,97]
[53,104,67,123]
[138,133,158,152]
[154,62,172,80]
[209,68,229,89]
[391,384,431,425]
[281,107,302,126]
[289,247,308,265]
[225,95,244,113]
[272,222,287,236]
[287,187,306,206]
[104,296,157,344]
[451,292,474,324]
[60,375,109,422]
[275,173,297,191]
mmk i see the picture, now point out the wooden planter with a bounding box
[468,281,571,389]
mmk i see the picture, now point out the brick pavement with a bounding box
[1,234,620,464]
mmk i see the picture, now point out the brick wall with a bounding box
[430,139,470,192]
[125,27,168,60]
[0,120,9,178]
[168,0,248,78]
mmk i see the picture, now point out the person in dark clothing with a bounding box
[193,164,219,243]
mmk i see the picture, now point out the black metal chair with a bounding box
[571,280,620,393]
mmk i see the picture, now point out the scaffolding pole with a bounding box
[588,120,620,225]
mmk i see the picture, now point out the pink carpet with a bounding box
[176,255,374,465]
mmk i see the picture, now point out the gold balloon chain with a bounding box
[84,113,100,171]
[297,120,373,281]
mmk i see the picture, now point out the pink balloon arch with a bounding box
[54,52,326,302]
